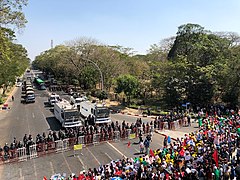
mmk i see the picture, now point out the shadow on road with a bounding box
[133,152,144,155]
[46,116,62,131]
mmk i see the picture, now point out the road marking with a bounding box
[33,159,37,178]
[62,152,72,173]
[49,161,55,174]
[77,155,86,170]
[25,106,31,134]
[107,142,127,159]
[32,113,35,118]
[86,147,101,165]
[19,168,24,180]
[41,111,50,129]
[105,152,113,161]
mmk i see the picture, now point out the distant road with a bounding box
[0,86,167,179]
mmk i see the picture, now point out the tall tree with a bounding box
[115,74,139,104]
[0,0,28,29]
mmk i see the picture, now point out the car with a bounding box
[16,82,22,87]
[39,85,46,90]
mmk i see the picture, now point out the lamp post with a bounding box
[81,56,104,91]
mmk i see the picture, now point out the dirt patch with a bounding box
[104,99,141,115]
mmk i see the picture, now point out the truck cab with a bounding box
[54,100,83,128]
[48,93,60,106]
[70,94,87,105]
[79,101,111,125]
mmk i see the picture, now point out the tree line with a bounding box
[0,0,30,102]
[33,24,240,109]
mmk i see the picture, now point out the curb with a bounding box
[118,111,156,119]
[0,86,17,111]
[154,130,178,141]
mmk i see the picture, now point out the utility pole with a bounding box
[81,57,104,91]
[51,40,53,49]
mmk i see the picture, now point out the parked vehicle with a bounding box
[25,90,35,103]
[48,93,60,106]
[54,100,83,128]
[16,82,22,87]
[79,101,111,125]
[70,94,87,105]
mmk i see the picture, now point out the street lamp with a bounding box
[81,56,104,91]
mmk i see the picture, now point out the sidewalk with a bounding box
[155,122,199,141]
[0,86,17,111]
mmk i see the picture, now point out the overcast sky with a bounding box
[16,0,240,60]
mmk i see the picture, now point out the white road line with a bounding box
[107,142,127,159]
[86,147,101,166]
[134,148,139,153]
[49,161,55,174]
[33,159,37,178]
[105,152,113,161]
[32,112,35,118]
[25,106,31,134]
[19,168,24,180]
[77,155,86,170]
[41,111,50,129]
[62,152,72,173]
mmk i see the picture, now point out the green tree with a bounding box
[0,0,28,29]
[115,74,139,105]
[165,23,232,108]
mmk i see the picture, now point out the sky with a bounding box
[16,0,240,61]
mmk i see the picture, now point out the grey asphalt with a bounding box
[0,87,166,179]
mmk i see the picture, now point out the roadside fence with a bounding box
[0,118,186,165]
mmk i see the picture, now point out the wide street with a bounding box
[0,85,169,179]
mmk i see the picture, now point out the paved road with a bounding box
[0,87,166,179]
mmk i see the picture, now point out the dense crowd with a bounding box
[46,110,240,180]
[2,107,240,179]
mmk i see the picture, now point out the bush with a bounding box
[0,97,4,105]
[92,90,108,100]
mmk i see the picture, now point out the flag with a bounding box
[43,176,47,180]
[127,141,131,148]
[149,149,154,157]
[212,149,219,167]
[167,136,171,144]
[179,148,185,157]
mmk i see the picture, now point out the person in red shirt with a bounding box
[78,171,86,180]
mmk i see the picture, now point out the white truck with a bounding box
[48,93,60,106]
[79,101,111,125]
[54,100,83,128]
[70,94,88,105]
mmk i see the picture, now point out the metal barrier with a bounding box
[163,122,168,130]
[69,137,77,148]
[78,136,85,147]
[8,149,18,163]
[55,140,64,152]
[62,139,69,151]
[126,129,131,139]
[138,127,143,134]
[93,134,100,145]
[150,125,154,133]
[175,120,180,129]
[46,141,56,154]
[113,131,120,142]
[29,144,38,159]
[17,147,27,161]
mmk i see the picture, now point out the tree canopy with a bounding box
[33,23,240,109]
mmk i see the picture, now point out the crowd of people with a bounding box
[1,112,189,160]
[2,107,240,179]
[46,109,240,180]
